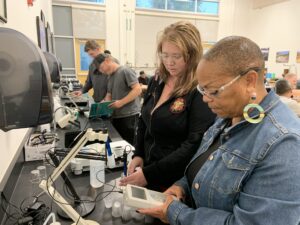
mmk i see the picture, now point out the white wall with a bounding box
[1,0,53,45]
[0,0,53,191]
[218,0,300,77]
[135,11,219,68]
[0,129,32,191]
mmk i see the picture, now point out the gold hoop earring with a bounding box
[243,93,265,124]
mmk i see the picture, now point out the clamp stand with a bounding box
[48,151,95,219]
[40,129,108,225]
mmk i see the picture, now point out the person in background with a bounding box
[284,73,300,101]
[104,49,120,64]
[138,70,149,96]
[94,53,141,145]
[139,36,300,225]
[73,40,108,102]
[119,21,216,191]
[138,70,149,86]
[104,49,111,54]
[282,68,289,78]
[275,79,300,116]
[284,73,297,89]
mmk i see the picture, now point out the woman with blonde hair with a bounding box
[120,21,215,191]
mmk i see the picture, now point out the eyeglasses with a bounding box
[197,67,261,98]
[159,53,183,62]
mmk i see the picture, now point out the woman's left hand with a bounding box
[137,195,175,223]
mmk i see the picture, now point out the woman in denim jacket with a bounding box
[139,36,300,225]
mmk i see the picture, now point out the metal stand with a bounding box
[40,129,108,225]
[49,148,96,219]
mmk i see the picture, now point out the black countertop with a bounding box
[6,95,163,225]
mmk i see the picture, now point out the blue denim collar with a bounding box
[190,91,281,162]
[248,90,280,118]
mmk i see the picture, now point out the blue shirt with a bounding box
[168,91,300,225]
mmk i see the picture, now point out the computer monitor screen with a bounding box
[36,16,47,52]
[46,22,53,53]
[0,28,54,131]
[43,52,61,83]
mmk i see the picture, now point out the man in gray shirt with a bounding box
[73,40,108,102]
[93,53,142,144]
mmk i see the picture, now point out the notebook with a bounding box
[85,101,114,119]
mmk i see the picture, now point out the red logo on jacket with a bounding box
[170,97,185,113]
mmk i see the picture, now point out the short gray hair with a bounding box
[203,36,265,78]
[275,79,292,95]
[284,73,297,79]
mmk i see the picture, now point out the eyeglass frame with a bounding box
[197,67,261,98]
[159,52,184,62]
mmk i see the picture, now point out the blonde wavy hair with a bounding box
[156,21,202,97]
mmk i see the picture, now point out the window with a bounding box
[75,39,105,75]
[197,1,219,14]
[167,0,195,13]
[136,0,165,10]
[77,0,104,3]
[136,0,219,15]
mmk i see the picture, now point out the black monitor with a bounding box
[0,28,54,131]
[43,51,61,83]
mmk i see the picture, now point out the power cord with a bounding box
[1,192,50,225]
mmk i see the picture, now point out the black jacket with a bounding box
[134,76,216,190]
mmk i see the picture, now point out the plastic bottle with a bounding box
[90,160,105,188]
[68,81,73,91]
[106,140,116,168]
[30,169,41,197]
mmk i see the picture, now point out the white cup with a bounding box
[112,201,122,218]
[103,193,114,209]
[121,205,132,221]
[37,165,47,180]
[30,170,41,196]
[130,209,145,221]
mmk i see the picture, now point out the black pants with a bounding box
[112,114,139,145]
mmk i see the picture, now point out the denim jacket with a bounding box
[167,91,300,225]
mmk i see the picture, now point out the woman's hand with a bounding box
[164,184,186,202]
[119,167,147,187]
[138,185,185,223]
[137,194,175,223]
[127,156,144,175]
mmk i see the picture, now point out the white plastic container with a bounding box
[68,81,73,91]
[112,201,122,218]
[90,160,105,188]
[30,170,41,196]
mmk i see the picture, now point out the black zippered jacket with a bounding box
[134,76,216,190]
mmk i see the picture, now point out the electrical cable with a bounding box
[1,193,22,225]
[40,119,120,224]
[1,192,50,225]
